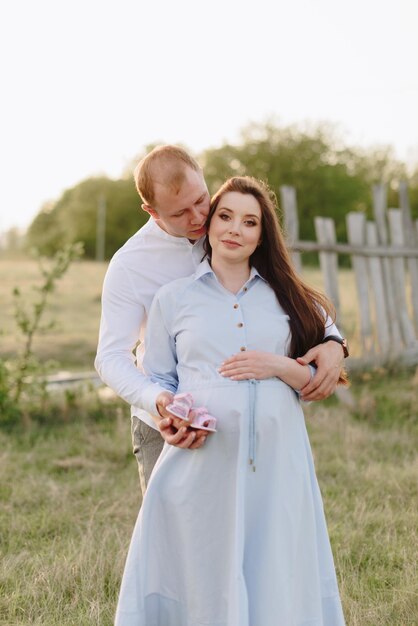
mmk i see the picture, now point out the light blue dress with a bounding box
[115,260,345,626]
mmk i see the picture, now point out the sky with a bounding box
[1,0,417,233]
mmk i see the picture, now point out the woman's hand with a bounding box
[155,390,175,420]
[155,391,210,449]
[218,351,282,381]
[297,341,344,400]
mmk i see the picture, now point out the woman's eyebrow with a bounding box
[218,206,260,219]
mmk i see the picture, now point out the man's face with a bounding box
[145,168,210,240]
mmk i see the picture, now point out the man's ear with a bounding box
[142,204,159,219]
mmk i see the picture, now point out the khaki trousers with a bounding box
[131,416,164,497]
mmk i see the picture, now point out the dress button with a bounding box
[243,287,248,292]
[240,346,246,351]
[237,323,244,328]
[233,303,239,309]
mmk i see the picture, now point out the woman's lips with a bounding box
[221,239,242,248]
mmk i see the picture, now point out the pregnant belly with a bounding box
[176,379,303,435]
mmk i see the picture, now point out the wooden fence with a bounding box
[280,182,418,368]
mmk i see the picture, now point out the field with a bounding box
[0,258,108,371]
[0,257,362,370]
[1,258,417,624]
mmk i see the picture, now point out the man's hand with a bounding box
[297,341,344,401]
[218,351,280,380]
[155,391,210,449]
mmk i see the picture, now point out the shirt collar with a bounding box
[194,258,266,284]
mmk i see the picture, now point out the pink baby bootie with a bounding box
[189,406,217,432]
[166,393,194,420]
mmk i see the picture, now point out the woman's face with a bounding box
[208,191,262,265]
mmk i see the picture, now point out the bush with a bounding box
[1,243,84,428]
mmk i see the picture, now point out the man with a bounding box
[95,145,346,496]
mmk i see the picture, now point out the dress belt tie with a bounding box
[248,379,259,472]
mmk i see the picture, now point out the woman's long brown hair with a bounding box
[204,176,348,385]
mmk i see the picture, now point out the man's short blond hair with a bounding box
[134,145,202,206]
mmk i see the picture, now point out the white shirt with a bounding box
[95,217,204,428]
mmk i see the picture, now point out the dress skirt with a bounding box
[115,379,345,626]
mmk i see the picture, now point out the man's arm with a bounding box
[94,260,165,418]
[295,313,345,400]
[95,263,208,448]
[296,341,345,401]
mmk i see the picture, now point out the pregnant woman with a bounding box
[115,176,346,626]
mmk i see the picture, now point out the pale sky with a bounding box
[1,0,417,233]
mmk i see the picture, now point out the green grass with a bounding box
[0,401,139,626]
[1,371,417,625]
[305,376,418,624]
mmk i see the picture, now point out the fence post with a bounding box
[96,194,106,262]
[314,217,341,325]
[280,186,302,274]
[399,181,418,331]
[366,221,391,355]
[373,183,388,243]
[346,212,374,355]
[387,209,417,347]
[372,183,402,348]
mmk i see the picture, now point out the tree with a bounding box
[201,121,371,241]
[25,122,417,258]
[26,177,147,258]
